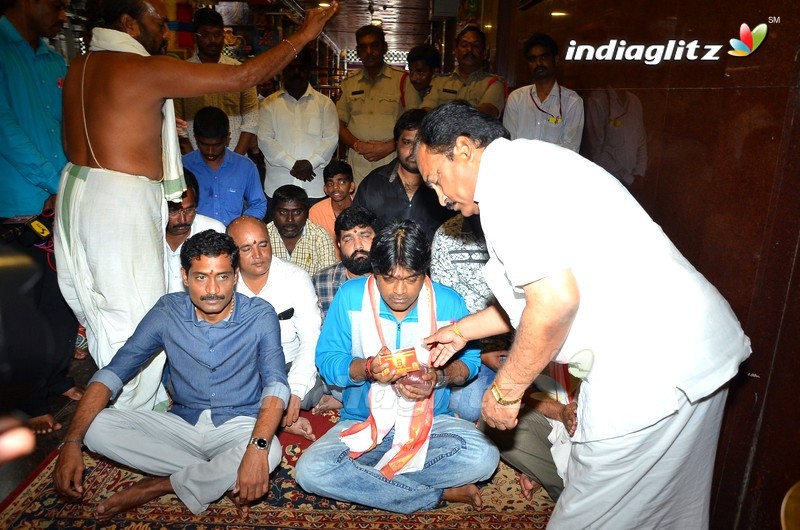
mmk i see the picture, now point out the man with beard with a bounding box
[54,0,338,410]
[182,106,266,226]
[422,26,505,118]
[228,216,323,440]
[353,109,454,242]
[165,169,225,293]
[267,184,336,276]
[503,33,584,152]
[175,8,258,156]
[296,220,498,513]
[337,25,420,184]
[312,205,378,319]
[259,48,338,206]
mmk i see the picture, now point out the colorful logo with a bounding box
[728,23,767,56]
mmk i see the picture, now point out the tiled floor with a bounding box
[0,356,96,502]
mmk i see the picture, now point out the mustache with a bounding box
[352,250,369,259]
[172,223,191,230]
[200,294,225,302]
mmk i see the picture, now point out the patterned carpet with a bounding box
[0,410,554,529]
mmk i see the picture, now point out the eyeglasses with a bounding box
[168,206,197,218]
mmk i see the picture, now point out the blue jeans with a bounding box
[448,364,497,422]
[295,415,499,514]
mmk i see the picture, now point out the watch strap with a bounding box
[490,382,523,406]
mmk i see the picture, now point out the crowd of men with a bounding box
[3,0,751,527]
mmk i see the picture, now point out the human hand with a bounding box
[395,366,436,400]
[175,118,189,138]
[41,194,57,214]
[53,443,85,501]
[360,140,394,162]
[283,416,316,441]
[481,385,522,431]
[560,401,578,436]
[290,160,315,182]
[422,325,467,368]
[233,448,271,516]
[281,394,301,428]
[298,1,339,40]
[366,347,400,384]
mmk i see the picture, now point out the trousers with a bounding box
[84,408,281,514]
[295,414,499,514]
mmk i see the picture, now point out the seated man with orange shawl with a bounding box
[295,220,498,513]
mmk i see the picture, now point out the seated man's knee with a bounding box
[83,409,118,452]
[476,439,501,479]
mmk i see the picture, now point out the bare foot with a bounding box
[62,386,85,401]
[443,484,482,510]
[283,417,316,441]
[96,477,172,519]
[312,394,342,414]
[518,472,542,500]
[27,414,61,434]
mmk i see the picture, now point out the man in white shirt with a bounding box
[259,48,338,204]
[165,169,225,293]
[416,102,751,529]
[503,33,584,152]
[228,215,323,440]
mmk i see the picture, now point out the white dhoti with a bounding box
[55,163,168,410]
[548,387,728,530]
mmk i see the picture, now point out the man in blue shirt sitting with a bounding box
[182,106,267,225]
[53,230,288,518]
[295,220,499,513]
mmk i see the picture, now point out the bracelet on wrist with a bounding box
[433,369,448,389]
[490,382,523,406]
[364,356,376,382]
[451,320,465,340]
[282,38,298,58]
[58,439,83,450]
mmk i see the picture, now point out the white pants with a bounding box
[84,409,282,514]
[549,387,728,529]
[55,163,168,410]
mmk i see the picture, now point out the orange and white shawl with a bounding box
[340,275,436,479]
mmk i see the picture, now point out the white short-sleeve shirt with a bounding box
[475,138,751,442]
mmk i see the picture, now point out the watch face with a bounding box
[255,438,269,449]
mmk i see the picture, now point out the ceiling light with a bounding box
[319,2,331,6]
[370,18,383,26]
[551,11,568,17]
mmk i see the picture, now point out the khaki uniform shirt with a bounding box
[337,63,421,184]
[175,54,259,151]
[422,69,506,115]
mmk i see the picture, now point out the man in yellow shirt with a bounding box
[337,25,419,184]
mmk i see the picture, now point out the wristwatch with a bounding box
[248,437,271,450]
[433,369,448,389]
[490,382,523,406]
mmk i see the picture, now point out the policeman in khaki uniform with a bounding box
[337,25,420,185]
[422,26,506,118]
